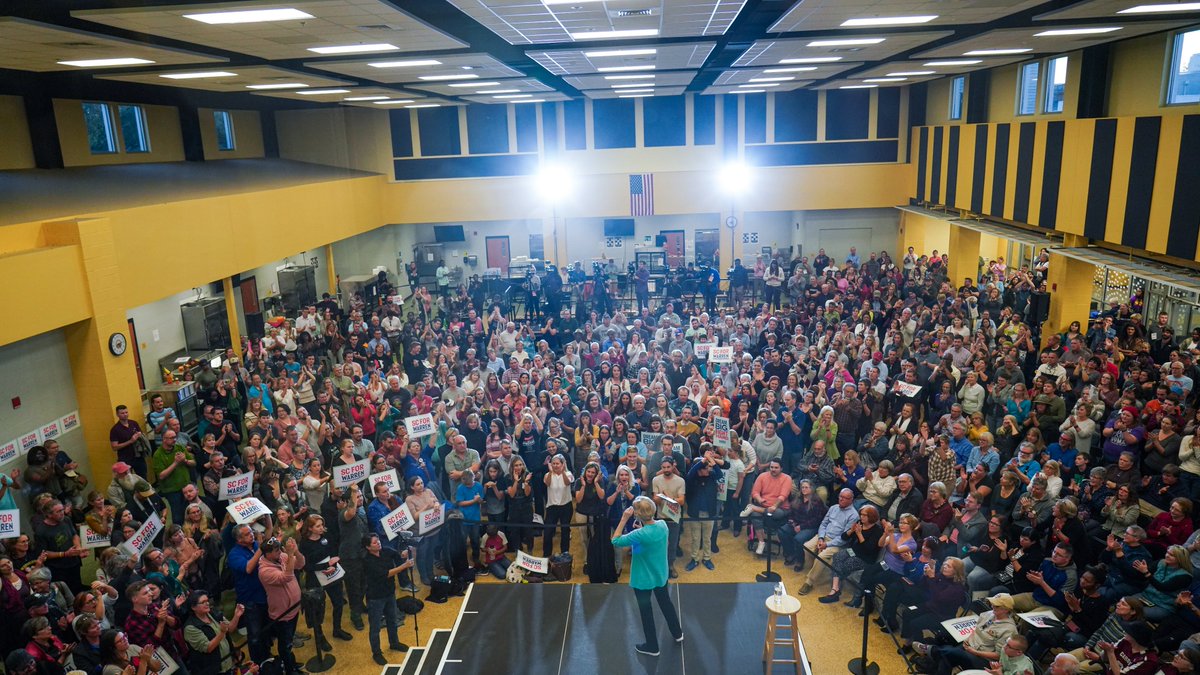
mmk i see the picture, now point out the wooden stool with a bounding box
[762,594,803,674]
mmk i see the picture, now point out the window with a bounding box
[214,110,236,151]
[1017,61,1040,115]
[82,102,117,154]
[1167,27,1200,105]
[118,105,149,153]
[949,76,966,120]
[1043,56,1068,113]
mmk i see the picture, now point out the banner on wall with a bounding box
[19,430,40,453]
[0,440,18,466]
[59,411,80,433]
[40,420,61,442]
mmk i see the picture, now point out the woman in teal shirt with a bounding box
[612,496,683,657]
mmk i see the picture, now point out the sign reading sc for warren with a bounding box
[0,510,20,539]
[515,550,549,575]
[418,503,445,535]
[334,458,370,488]
[405,413,436,439]
[226,497,271,525]
[122,512,164,556]
[80,524,110,549]
[19,430,40,453]
[40,420,61,441]
[0,440,18,465]
[369,469,402,494]
[382,503,415,540]
[218,470,255,501]
[708,346,733,363]
[59,411,80,433]
[940,615,979,643]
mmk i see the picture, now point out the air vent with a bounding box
[828,47,866,53]
[613,8,655,17]
[356,24,405,31]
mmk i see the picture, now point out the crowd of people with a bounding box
[5,241,1200,675]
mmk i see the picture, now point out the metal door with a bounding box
[486,236,510,275]
[662,230,685,268]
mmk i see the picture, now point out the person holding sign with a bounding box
[611,496,684,657]
[299,515,352,645]
[651,457,686,578]
[405,477,440,587]
[362,533,413,665]
[911,592,1020,675]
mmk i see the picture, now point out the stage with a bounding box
[382,582,813,675]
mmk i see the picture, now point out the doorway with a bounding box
[695,229,719,267]
[661,230,685,268]
[486,236,511,275]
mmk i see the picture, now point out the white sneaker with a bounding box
[740,505,755,518]
[755,541,766,556]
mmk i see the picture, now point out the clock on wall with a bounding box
[725,216,738,229]
[108,332,127,356]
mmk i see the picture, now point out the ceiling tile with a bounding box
[770,0,1050,33]
[0,17,224,72]
[914,20,1192,58]
[528,42,715,75]
[563,71,697,90]
[460,92,572,104]
[582,86,687,99]
[409,77,556,96]
[702,83,812,95]
[95,65,353,93]
[734,31,955,68]
[1035,0,1200,21]
[305,53,524,83]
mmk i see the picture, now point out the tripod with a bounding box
[303,589,336,673]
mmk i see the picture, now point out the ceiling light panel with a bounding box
[733,32,953,68]
[460,91,571,105]
[716,62,857,84]
[1034,0,1200,20]
[73,0,466,61]
[409,77,555,96]
[582,86,687,99]
[97,65,352,94]
[0,17,224,72]
[769,0,1047,32]
[443,0,747,45]
[914,21,1188,59]
[564,72,697,90]
[307,53,522,84]
[702,83,811,95]
[528,42,715,76]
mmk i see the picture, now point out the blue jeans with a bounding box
[241,602,270,662]
[163,491,186,525]
[367,596,402,655]
[415,533,437,585]
[780,526,819,565]
[264,615,297,673]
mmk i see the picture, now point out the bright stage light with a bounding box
[718,162,752,196]
[537,163,574,203]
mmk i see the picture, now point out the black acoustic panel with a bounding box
[1122,116,1161,249]
[1083,118,1118,240]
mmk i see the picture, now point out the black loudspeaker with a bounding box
[244,312,265,340]
[1028,292,1051,325]
[655,235,666,246]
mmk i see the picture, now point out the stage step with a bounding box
[415,629,452,675]
[391,647,423,675]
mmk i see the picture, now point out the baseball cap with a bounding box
[112,462,132,474]
[988,593,1015,610]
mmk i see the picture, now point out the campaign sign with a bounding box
[154,645,179,675]
[941,615,979,643]
[218,470,255,501]
[80,524,110,549]
[370,469,402,494]
[59,411,80,433]
[382,503,415,540]
[659,495,682,523]
[317,564,346,587]
[709,346,734,363]
[516,550,549,575]
[694,342,712,359]
[334,458,370,488]
[894,381,923,398]
[41,420,61,441]
[0,439,18,465]
[405,413,436,439]
[19,430,40,453]
[713,416,731,449]
[226,497,271,525]
[418,503,445,535]
[1018,610,1060,629]
[0,510,19,539]
[122,512,164,556]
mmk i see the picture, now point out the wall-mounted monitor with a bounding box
[434,225,466,242]
[603,219,635,237]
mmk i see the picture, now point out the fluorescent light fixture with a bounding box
[298,89,351,95]
[596,65,655,72]
[308,44,398,55]
[841,15,937,26]
[887,71,935,76]
[493,94,532,99]
[764,67,817,73]
[735,89,765,93]
[543,0,604,4]
[1119,2,1200,12]
[749,76,794,82]
[924,59,982,66]
[372,100,416,105]
[840,84,877,89]
[184,8,312,24]
[570,29,660,40]
[160,71,237,79]
[807,38,885,47]
[345,95,389,101]
[1034,27,1122,36]
[779,57,842,64]
[964,48,1032,55]
[619,93,654,98]
[449,81,501,88]
[740,83,780,87]
[617,89,654,94]
[368,59,442,69]
[246,82,308,89]
[864,77,906,82]
[404,104,441,108]
[611,83,651,88]
[604,74,654,80]
[58,57,153,67]
[512,99,544,103]
[478,89,520,94]
[584,48,656,58]
[419,74,479,81]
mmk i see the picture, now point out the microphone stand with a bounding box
[756,514,781,583]
[847,588,879,675]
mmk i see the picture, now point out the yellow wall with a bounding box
[1108,32,1200,117]
[0,245,92,346]
[54,99,185,167]
[897,209,952,256]
[199,108,264,160]
[0,95,35,170]
[984,52,1082,124]
[925,77,955,127]
[276,107,393,175]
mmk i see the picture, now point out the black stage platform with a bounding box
[422,582,812,675]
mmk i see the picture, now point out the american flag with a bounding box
[629,173,654,216]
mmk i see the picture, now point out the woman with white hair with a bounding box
[810,405,840,461]
[612,495,684,657]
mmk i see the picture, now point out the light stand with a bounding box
[303,591,335,673]
[847,588,880,675]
